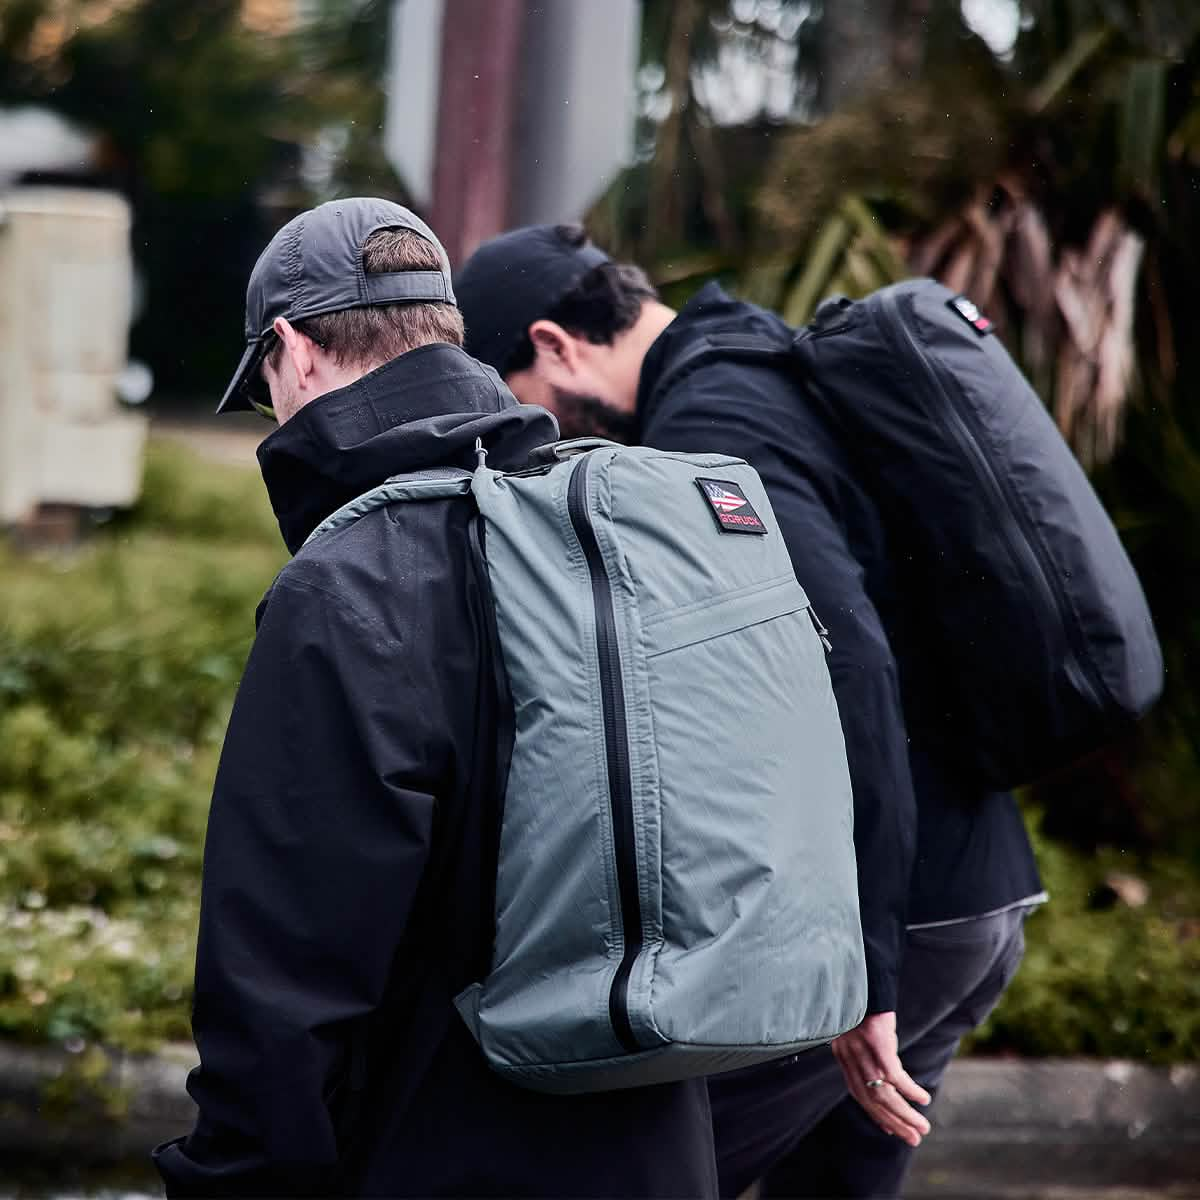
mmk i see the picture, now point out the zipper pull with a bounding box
[474,436,488,471]
[808,606,833,653]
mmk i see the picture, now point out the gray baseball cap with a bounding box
[218,197,457,413]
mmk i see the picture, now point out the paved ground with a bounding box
[1,1043,1197,1196]
[905,1059,1200,1198]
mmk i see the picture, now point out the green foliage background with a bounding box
[0,443,285,1051]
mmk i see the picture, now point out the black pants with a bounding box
[708,906,1030,1199]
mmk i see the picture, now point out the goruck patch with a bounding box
[694,477,767,535]
[947,294,994,336]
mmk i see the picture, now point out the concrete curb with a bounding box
[0,1041,195,1162]
[908,1058,1200,1196]
[2,1042,1198,1193]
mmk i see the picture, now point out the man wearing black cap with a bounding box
[153,200,720,1198]
[455,226,1043,1199]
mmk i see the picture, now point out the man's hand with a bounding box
[831,1011,932,1146]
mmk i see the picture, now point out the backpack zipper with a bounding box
[467,514,514,982]
[808,606,833,652]
[566,452,643,1055]
[878,289,1106,713]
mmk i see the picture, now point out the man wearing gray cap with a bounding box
[153,199,720,1197]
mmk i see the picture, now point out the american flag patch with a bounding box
[694,477,767,535]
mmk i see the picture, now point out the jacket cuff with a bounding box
[863,931,902,1014]
[153,1139,339,1199]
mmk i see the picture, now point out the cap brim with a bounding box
[216,341,265,414]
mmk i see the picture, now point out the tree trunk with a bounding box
[815,0,893,114]
[815,0,932,113]
[645,0,698,251]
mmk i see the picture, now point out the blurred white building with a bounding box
[0,107,95,190]
[0,188,147,528]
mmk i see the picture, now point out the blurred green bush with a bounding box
[0,440,1196,1061]
[0,440,285,1051]
[971,815,1200,1063]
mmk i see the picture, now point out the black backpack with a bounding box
[652,278,1162,789]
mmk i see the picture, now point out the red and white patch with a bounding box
[694,477,768,535]
[705,486,749,512]
[947,294,993,336]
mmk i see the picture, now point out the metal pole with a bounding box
[432,0,526,265]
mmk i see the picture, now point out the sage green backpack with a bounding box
[308,438,866,1094]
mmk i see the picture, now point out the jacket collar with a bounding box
[635,282,750,434]
[257,342,558,552]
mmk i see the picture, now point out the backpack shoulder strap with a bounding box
[303,469,473,549]
[649,330,798,411]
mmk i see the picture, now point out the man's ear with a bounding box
[528,320,582,380]
[273,316,316,387]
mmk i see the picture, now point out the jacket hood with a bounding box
[257,343,559,551]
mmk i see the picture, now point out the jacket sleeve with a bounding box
[642,363,917,1013]
[153,567,447,1195]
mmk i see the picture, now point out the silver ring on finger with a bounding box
[865,1078,888,1089]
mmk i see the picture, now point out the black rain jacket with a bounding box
[153,345,720,1198]
[636,285,1042,1014]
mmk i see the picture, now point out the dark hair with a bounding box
[504,225,658,375]
[268,227,464,372]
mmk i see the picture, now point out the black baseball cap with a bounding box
[456,225,610,377]
[218,197,456,413]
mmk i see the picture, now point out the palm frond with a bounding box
[1027,25,1113,114]
[1119,59,1169,198]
